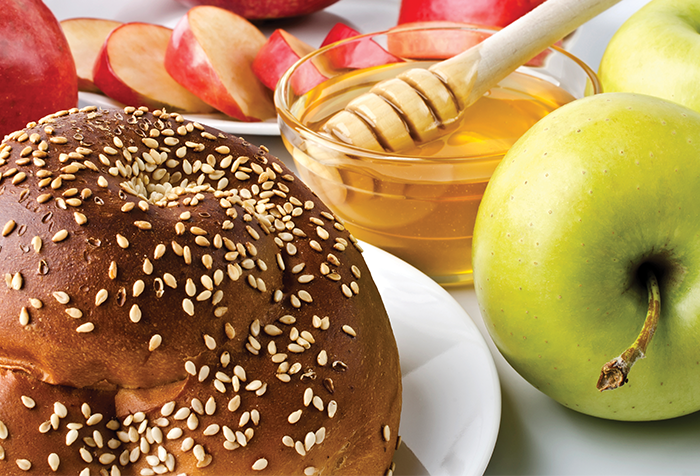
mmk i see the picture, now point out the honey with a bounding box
[283,61,579,285]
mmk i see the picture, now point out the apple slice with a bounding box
[398,0,546,27]
[252,29,330,96]
[386,21,490,60]
[60,17,122,93]
[320,22,404,69]
[165,5,275,122]
[93,22,214,113]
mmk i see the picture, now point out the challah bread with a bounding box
[0,106,401,475]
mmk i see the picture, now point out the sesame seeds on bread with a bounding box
[0,106,402,475]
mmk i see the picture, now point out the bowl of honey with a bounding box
[275,24,601,286]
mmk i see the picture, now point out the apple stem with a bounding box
[596,267,660,391]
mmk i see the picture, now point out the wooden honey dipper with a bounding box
[321,0,622,152]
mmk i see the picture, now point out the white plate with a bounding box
[78,92,281,136]
[54,0,402,137]
[362,242,501,476]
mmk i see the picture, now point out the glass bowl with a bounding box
[275,24,601,286]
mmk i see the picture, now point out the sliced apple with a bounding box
[320,22,404,69]
[386,21,489,60]
[252,29,330,96]
[165,5,275,122]
[60,17,122,93]
[93,22,214,113]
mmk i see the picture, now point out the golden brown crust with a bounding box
[0,106,401,475]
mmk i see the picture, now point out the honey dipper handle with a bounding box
[431,0,622,110]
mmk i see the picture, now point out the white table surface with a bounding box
[47,0,700,474]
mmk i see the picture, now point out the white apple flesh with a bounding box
[165,5,275,122]
[599,0,700,114]
[473,92,700,421]
[60,17,122,93]
[93,22,214,113]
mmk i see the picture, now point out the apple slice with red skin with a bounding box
[173,0,341,20]
[387,21,560,66]
[320,22,404,70]
[0,0,78,138]
[252,29,329,95]
[93,22,214,113]
[386,21,488,60]
[60,17,122,93]
[398,0,546,27]
[165,6,275,122]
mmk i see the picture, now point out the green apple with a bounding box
[472,92,700,421]
[598,0,700,113]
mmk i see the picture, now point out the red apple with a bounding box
[386,21,559,66]
[386,21,488,60]
[252,29,331,96]
[173,0,341,20]
[93,22,215,113]
[165,6,275,122]
[0,0,78,138]
[398,0,546,28]
[321,22,404,69]
[60,17,122,93]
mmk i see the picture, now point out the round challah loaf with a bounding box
[0,105,402,475]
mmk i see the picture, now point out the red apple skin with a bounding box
[93,22,214,113]
[387,21,488,60]
[60,18,122,93]
[387,21,558,66]
[320,22,404,70]
[398,0,546,27]
[0,0,78,138]
[165,6,275,122]
[174,0,340,20]
[252,29,321,92]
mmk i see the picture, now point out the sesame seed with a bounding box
[31,236,42,252]
[19,307,30,326]
[383,424,391,442]
[133,280,145,297]
[74,212,88,225]
[328,400,338,418]
[53,291,70,304]
[54,402,67,418]
[167,427,183,440]
[182,298,195,316]
[16,459,31,471]
[10,272,23,290]
[288,409,302,424]
[149,334,162,351]
[65,308,83,318]
[109,261,118,280]
[2,220,16,236]
[134,220,152,230]
[0,421,7,439]
[86,413,103,426]
[76,322,95,333]
[95,289,109,306]
[21,395,35,408]
[52,229,69,242]
[130,304,142,323]
[343,325,356,336]
[252,458,268,471]
[154,243,166,259]
[48,453,60,471]
[116,234,129,249]
[185,361,197,375]
[143,258,153,275]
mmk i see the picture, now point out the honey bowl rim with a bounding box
[273,24,602,165]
